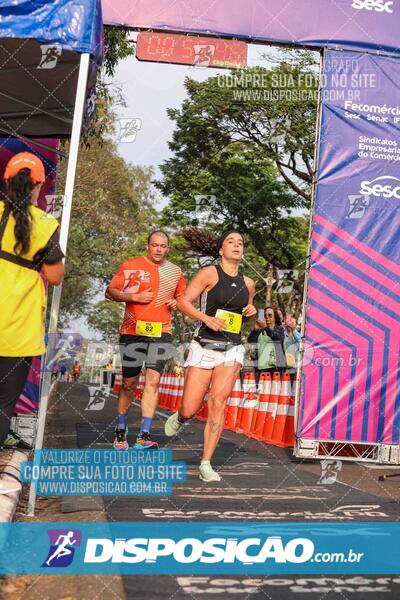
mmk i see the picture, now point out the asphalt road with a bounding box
[38,382,400,599]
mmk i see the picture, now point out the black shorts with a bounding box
[119,333,174,378]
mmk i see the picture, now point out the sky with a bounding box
[112,39,275,203]
[70,40,313,339]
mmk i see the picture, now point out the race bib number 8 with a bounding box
[216,309,242,334]
[136,320,162,337]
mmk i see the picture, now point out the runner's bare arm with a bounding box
[41,261,64,286]
[242,277,257,318]
[165,298,177,310]
[105,287,153,304]
[166,271,186,310]
[177,267,225,331]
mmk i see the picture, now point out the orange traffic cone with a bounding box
[280,373,296,447]
[170,373,184,411]
[134,370,145,401]
[270,371,292,447]
[250,372,271,439]
[236,371,258,434]
[158,373,167,408]
[224,375,242,430]
[113,372,122,393]
[261,371,281,442]
[164,372,174,410]
[164,372,173,411]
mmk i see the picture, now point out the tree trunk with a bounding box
[265,263,275,305]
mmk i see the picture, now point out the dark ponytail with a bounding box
[5,168,35,255]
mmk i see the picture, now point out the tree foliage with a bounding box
[57,127,156,325]
[157,52,319,202]
[55,29,156,334]
[87,300,124,343]
[155,50,317,312]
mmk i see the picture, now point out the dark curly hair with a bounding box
[264,305,282,326]
[5,168,35,255]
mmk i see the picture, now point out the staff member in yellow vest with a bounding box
[0,152,64,466]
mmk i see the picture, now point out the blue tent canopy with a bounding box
[0,0,103,138]
[0,0,103,61]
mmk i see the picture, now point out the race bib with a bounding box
[135,320,162,337]
[285,350,296,368]
[215,309,242,334]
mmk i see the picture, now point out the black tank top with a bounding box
[195,264,249,346]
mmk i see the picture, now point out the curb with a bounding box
[0,449,28,522]
[0,379,58,522]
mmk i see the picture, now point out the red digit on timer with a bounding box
[224,41,244,65]
[147,34,160,56]
[182,38,195,60]
[147,34,175,58]
[160,35,175,58]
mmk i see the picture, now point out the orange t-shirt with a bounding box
[108,256,186,335]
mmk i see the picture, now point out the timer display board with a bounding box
[136,32,247,69]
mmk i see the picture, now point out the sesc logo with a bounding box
[352,0,394,12]
[360,176,400,199]
[84,536,315,565]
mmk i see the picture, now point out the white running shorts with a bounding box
[184,340,245,369]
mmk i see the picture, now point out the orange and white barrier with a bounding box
[113,372,122,393]
[236,371,258,434]
[224,375,242,430]
[158,373,167,408]
[161,372,171,410]
[170,373,184,411]
[139,371,296,448]
[270,371,291,446]
[280,373,296,447]
[250,372,271,439]
[260,371,281,443]
[134,371,145,400]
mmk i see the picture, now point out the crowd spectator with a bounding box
[248,306,286,378]
[72,360,81,382]
[284,314,301,379]
[60,365,67,382]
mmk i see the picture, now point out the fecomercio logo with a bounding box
[360,176,400,198]
[84,536,314,565]
[42,529,82,567]
[352,0,394,12]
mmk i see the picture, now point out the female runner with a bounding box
[165,231,256,482]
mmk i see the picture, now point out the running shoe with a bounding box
[199,461,221,482]
[164,411,184,437]
[2,430,32,450]
[0,479,22,495]
[133,432,159,450]
[113,427,129,450]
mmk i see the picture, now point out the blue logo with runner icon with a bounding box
[42,529,82,567]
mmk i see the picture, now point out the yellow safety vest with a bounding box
[0,200,59,357]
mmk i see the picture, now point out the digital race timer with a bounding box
[136,32,247,69]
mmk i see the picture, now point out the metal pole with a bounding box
[293,49,325,451]
[27,53,91,516]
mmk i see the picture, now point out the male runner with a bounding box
[106,231,186,450]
